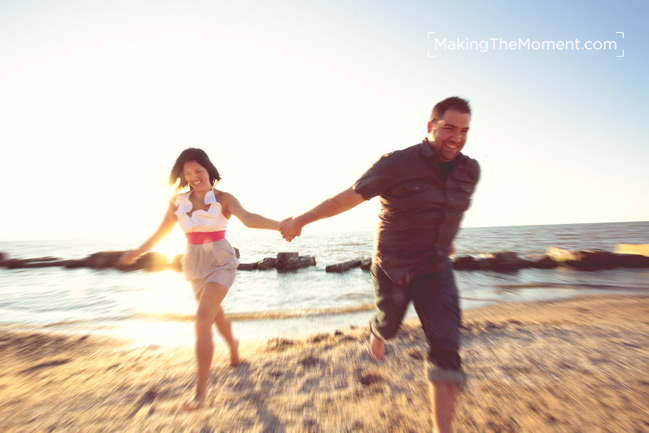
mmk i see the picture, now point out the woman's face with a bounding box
[183,161,211,193]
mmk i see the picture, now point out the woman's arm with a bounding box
[121,200,178,265]
[221,192,279,230]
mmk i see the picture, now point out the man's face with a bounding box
[427,109,471,162]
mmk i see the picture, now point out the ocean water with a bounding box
[1,221,648,346]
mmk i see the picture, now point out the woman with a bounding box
[122,148,280,410]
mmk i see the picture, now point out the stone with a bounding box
[615,244,649,257]
[85,251,125,269]
[275,252,299,271]
[279,256,315,272]
[489,251,532,271]
[452,255,477,270]
[325,259,362,273]
[238,263,258,271]
[276,252,299,261]
[475,257,493,270]
[256,257,277,270]
[612,254,649,268]
[360,257,372,271]
[63,260,86,269]
[63,260,85,269]
[615,244,649,268]
[2,259,20,269]
[546,248,619,269]
[526,254,558,269]
[546,247,579,263]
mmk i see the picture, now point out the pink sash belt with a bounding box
[185,231,226,245]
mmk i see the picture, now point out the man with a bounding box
[280,96,479,433]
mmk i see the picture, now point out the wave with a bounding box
[41,319,96,327]
[137,295,511,322]
[137,303,377,322]
[495,282,649,292]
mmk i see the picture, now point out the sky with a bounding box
[1,0,648,243]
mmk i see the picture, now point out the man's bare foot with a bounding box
[230,339,240,367]
[182,394,205,411]
[370,333,384,361]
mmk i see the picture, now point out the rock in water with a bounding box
[452,255,477,270]
[256,257,277,270]
[615,244,649,257]
[276,252,299,271]
[546,248,618,269]
[325,259,362,273]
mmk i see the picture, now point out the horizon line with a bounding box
[0,220,647,242]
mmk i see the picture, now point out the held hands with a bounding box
[121,249,142,266]
[279,217,302,242]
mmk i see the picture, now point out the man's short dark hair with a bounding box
[430,96,471,122]
[169,148,221,191]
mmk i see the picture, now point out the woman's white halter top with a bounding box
[175,189,229,233]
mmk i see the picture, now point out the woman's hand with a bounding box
[123,200,178,265]
[279,217,301,242]
[121,249,142,266]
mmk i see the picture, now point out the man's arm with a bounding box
[280,187,365,241]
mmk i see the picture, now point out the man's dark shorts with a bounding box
[369,260,466,386]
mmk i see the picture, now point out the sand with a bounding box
[1,294,648,432]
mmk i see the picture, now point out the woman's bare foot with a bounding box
[370,333,384,361]
[182,394,205,411]
[230,339,240,367]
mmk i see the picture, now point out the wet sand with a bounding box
[1,294,648,432]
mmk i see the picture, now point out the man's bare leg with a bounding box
[214,306,239,367]
[430,381,458,433]
[369,333,384,361]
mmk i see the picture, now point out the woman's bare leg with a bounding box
[214,306,239,366]
[183,282,228,410]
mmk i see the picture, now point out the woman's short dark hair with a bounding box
[169,148,221,191]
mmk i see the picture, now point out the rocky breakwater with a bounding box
[325,258,372,273]
[3,244,649,275]
[237,252,316,272]
[0,251,173,272]
[452,246,649,271]
[324,244,649,274]
[0,248,318,274]
[545,247,649,269]
[452,251,556,271]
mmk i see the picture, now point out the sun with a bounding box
[151,226,186,263]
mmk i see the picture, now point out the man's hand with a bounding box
[279,217,302,242]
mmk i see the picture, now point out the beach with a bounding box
[1,294,648,432]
